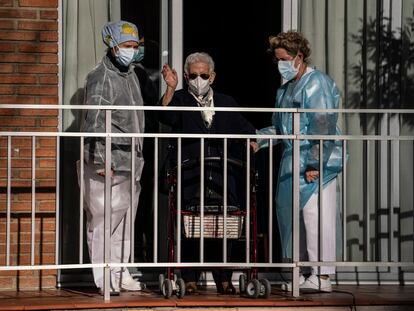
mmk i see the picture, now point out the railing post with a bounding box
[177,137,182,262]
[319,140,324,274]
[153,137,159,263]
[104,109,112,301]
[292,111,300,297]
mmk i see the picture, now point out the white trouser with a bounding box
[81,164,140,289]
[301,179,337,275]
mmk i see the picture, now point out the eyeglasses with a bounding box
[187,73,210,80]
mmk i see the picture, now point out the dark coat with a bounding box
[159,89,256,207]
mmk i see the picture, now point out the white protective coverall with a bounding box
[80,53,144,289]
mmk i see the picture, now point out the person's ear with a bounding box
[209,72,216,84]
[111,46,118,57]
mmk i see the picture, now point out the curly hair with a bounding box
[268,30,311,63]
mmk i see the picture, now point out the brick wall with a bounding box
[0,0,58,290]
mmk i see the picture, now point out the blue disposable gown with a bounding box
[257,69,344,259]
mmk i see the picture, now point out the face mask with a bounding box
[115,47,135,67]
[278,57,299,81]
[188,76,210,96]
[133,46,145,63]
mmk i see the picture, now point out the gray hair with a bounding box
[184,52,215,74]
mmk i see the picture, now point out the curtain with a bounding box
[298,0,414,279]
[59,0,121,269]
[62,0,121,131]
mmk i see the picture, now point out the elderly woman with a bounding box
[160,52,256,294]
[256,31,343,292]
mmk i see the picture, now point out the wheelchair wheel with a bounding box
[158,274,165,294]
[259,278,271,298]
[239,274,247,293]
[162,279,173,298]
[176,278,186,298]
[246,278,260,299]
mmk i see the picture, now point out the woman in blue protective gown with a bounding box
[256,31,344,293]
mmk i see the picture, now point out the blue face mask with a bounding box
[278,58,299,81]
[133,46,145,63]
[115,47,135,67]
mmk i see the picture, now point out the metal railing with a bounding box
[1,104,414,300]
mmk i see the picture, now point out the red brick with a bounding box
[19,64,57,74]
[0,74,36,84]
[0,270,17,277]
[0,9,37,19]
[38,75,57,84]
[39,159,55,168]
[0,42,15,52]
[38,96,58,104]
[20,169,55,179]
[18,42,57,53]
[0,64,14,73]
[12,158,35,167]
[0,85,15,95]
[18,127,57,133]
[18,233,56,244]
[39,10,57,20]
[39,269,57,276]
[38,201,55,211]
[17,86,57,96]
[0,31,37,41]
[18,21,57,31]
[0,95,35,104]
[39,31,57,42]
[39,54,57,64]
[8,137,31,147]
[0,0,13,6]
[0,180,31,187]
[36,180,55,187]
[8,148,31,157]
[19,108,58,116]
[40,118,57,127]
[35,147,56,157]
[19,0,58,8]
[0,117,36,127]
[0,20,15,29]
[0,53,37,63]
[38,138,56,147]
[9,201,31,211]
[41,220,56,231]
[0,108,17,115]
[0,276,13,288]
[17,274,56,289]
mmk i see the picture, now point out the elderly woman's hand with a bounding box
[305,167,319,183]
[162,63,178,89]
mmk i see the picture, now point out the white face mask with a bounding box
[188,76,210,96]
[278,56,299,81]
[115,47,135,67]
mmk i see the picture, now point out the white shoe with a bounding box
[117,270,146,291]
[281,275,305,292]
[300,274,332,292]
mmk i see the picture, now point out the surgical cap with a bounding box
[102,20,140,48]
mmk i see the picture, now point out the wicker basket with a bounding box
[183,214,244,239]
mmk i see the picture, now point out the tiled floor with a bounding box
[1,285,414,310]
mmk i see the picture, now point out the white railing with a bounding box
[1,104,414,300]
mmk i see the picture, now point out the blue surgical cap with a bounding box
[102,20,140,48]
